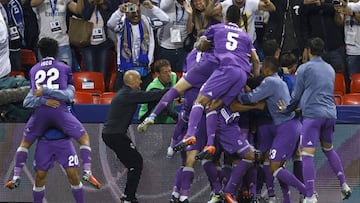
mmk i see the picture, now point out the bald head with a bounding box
[124,70,141,89]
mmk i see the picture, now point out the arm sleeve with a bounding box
[129,88,168,104]
[285,66,305,113]
[107,9,125,32]
[23,90,46,108]
[239,79,273,104]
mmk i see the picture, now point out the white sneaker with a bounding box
[302,194,317,203]
[166,146,175,158]
[341,183,352,200]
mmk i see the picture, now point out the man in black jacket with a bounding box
[102,70,167,203]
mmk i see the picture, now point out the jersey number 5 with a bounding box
[226,32,239,51]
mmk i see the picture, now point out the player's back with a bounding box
[209,23,253,71]
[29,57,73,91]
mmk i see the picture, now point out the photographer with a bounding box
[107,0,169,91]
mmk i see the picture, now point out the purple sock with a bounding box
[263,164,275,197]
[302,154,315,197]
[220,165,232,186]
[173,167,183,193]
[33,186,45,203]
[180,167,194,196]
[323,148,346,186]
[275,168,306,195]
[152,88,179,116]
[80,145,92,172]
[247,165,257,195]
[186,104,204,136]
[71,183,84,203]
[14,147,28,177]
[279,180,291,203]
[205,111,217,146]
[293,160,303,183]
[202,160,222,194]
[224,160,252,194]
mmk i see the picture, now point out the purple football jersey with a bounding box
[29,57,74,92]
[203,22,253,73]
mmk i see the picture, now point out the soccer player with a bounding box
[236,57,306,202]
[280,37,352,203]
[5,38,101,190]
[33,129,84,203]
[173,5,254,154]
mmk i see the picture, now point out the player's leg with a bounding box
[33,170,48,203]
[301,119,321,202]
[320,119,351,200]
[178,150,198,203]
[137,78,192,133]
[65,167,84,203]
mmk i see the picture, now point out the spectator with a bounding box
[301,0,346,75]
[264,0,304,59]
[0,10,10,79]
[190,0,222,36]
[334,4,360,80]
[0,0,25,71]
[156,0,192,72]
[31,0,84,66]
[213,0,276,43]
[107,0,169,91]
[79,0,118,91]
[138,59,178,124]
[101,70,168,203]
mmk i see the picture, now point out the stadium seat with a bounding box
[20,49,37,69]
[73,91,95,104]
[334,94,342,105]
[334,73,346,96]
[98,92,116,104]
[350,73,360,93]
[342,93,360,105]
[72,72,105,94]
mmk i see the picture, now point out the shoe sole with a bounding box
[83,176,102,189]
[224,194,238,203]
[5,179,20,190]
[342,191,351,200]
[173,137,196,152]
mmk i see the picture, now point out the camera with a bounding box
[126,4,138,13]
[332,0,341,5]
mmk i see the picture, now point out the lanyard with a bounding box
[95,7,99,24]
[49,0,57,17]
[175,4,184,23]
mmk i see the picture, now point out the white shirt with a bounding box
[221,0,260,42]
[0,11,11,78]
[33,0,72,46]
[348,2,360,12]
[344,15,360,55]
[157,0,189,49]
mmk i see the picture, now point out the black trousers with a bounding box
[102,133,143,199]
